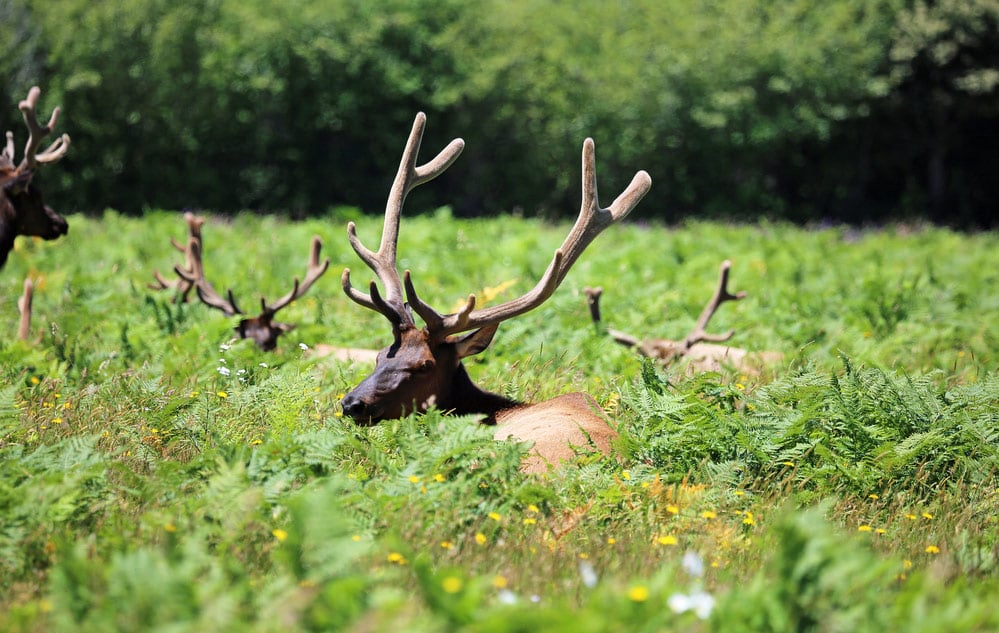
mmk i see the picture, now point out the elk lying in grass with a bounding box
[1,87,71,270]
[585,260,782,374]
[153,212,330,351]
[339,112,651,473]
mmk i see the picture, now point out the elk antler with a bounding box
[255,235,330,319]
[343,112,650,342]
[12,87,71,173]
[149,212,205,301]
[18,277,33,341]
[682,259,746,349]
[407,137,651,341]
[341,112,465,328]
[586,260,748,359]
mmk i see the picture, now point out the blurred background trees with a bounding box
[1,0,995,227]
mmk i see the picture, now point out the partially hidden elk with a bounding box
[151,212,330,351]
[584,260,782,374]
[1,87,71,270]
[339,112,651,473]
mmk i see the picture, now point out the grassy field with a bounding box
[1,209,997,632]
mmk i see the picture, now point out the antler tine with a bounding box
[583,285,643,347]
[18,277,33,342]
[262,235,330,314]
[175,239,243,316]
[17,86,71,172]
[343,112,464,327]
[683,259,747,348]
[411,137,651,340]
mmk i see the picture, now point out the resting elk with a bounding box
[154,212,331,351]
[1,87,70,270]
[584,260,783,374]
[339,113,651,473]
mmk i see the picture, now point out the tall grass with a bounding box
[1,210,997,631]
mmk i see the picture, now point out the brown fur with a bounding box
[493,393,616,474]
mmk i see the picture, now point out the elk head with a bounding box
[1,87,71,269]
[161,213,330,351]
[340,112,651,425]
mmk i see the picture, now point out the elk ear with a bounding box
[452,323,499,359]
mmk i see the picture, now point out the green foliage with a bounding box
[0,213,996,631]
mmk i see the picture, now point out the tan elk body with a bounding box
[339,113,651,473]
[1,87,71,270]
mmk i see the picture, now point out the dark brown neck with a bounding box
[440,363,519,424]
[0,213,13,269]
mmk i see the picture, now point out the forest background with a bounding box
[2,0,997,228]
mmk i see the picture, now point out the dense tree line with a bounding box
[1,0,996,227]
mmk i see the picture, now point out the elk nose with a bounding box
[341,392,372,421]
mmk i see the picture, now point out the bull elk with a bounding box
[585,260,783,373]
[1,87,70,270]
[339,113,651,473]
[154,212,331,351]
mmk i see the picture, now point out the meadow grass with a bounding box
[0,209,997,631]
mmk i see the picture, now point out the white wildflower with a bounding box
[497,590,518,605]
[217,366,231,377]
[578,560,599,588]
[682,550,705,578]
[299,343,309,351]
[668,590,715,620]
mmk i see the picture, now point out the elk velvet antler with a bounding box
[1,87,71,270]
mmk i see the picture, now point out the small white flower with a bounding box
[218,358,227,365]
[530,594,541,603]
[217,366,231,377]
[497,589,518,605]
[259,362,269,368]
[668,590,715,620]
[682,550,705,578]
[219,343,231,352]
[237,369,247,375]
[299,343,309,351]
[578,560,598,588]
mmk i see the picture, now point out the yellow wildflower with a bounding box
[408,475,421,483]
[627,585,650,602]
[492,575,508,589]
[441,576,463,594]
[666,504,679,515]
[925,545,940,554]
[217,391,228,399]
[272,529,288,542]
[700,510,717,519]
[475,533,487,545]
[387,552,407,564]
[656,535,678,546]
[488,511,502,522]
[858,525,873,532]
